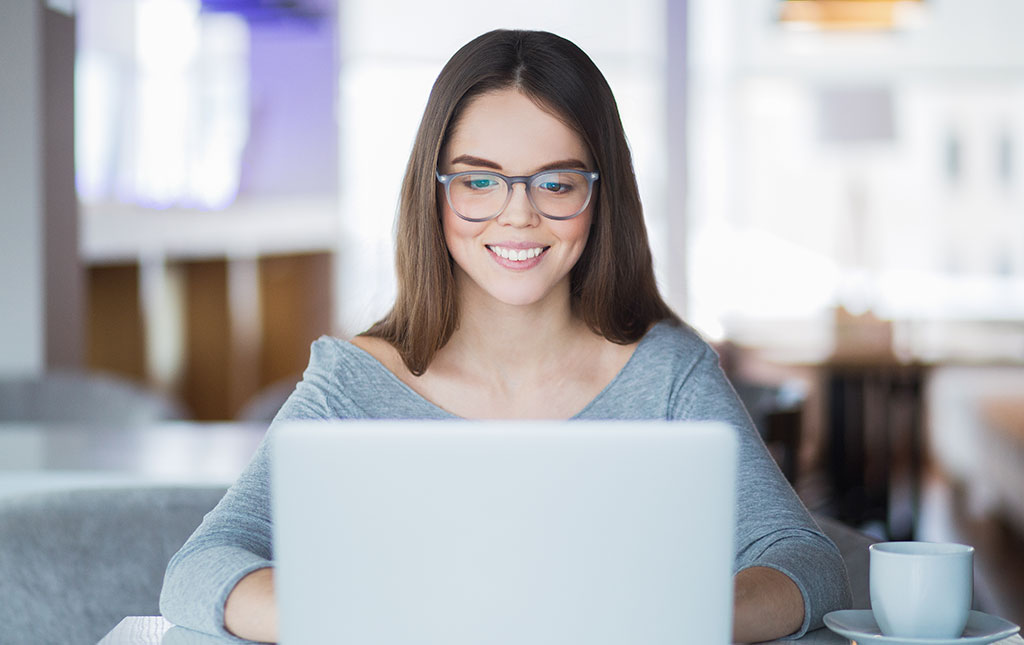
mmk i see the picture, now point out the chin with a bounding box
[485,286,552,308]
[456,266,570,310]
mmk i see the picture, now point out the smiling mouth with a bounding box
[486,245,550,262]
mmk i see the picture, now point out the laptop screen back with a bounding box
[272,420,737,645]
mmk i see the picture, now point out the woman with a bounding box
[160,29,851,643]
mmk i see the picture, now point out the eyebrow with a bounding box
[448,154,589,173]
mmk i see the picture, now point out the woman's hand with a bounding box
[224,567,278,642]
[732,566,805,643]
[221,565,802,644]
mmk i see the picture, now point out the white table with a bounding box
[0,421,266,497]
[98,616,1024,645]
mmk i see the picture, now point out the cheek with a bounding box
[442,206,488,266]
[563,208,593,252]
[443,207,474,247]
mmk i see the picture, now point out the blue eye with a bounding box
[539,181,569,193]
[470,178,496,189]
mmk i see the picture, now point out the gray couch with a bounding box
[0,486,225,645]
[0,486,874,644]
[0,371,187,424]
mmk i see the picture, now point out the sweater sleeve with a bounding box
[671,345,852,638]
[159,339,346,640]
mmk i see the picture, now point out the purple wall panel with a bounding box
[238,15,338,196]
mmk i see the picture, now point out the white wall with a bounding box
[0,1,44,378]
[686,0,1024,352]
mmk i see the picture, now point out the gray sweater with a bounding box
[160,321,851,640]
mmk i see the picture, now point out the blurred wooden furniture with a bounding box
[82,200,336,421]
[824,359,927,540]
[982,396,1024,442]
[86,252,330,420]
[977,395,1024,536]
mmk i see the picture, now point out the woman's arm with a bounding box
[224,567,278,642]
[666,339,851,637]
[160,338,351,637]
[732,566,805,643]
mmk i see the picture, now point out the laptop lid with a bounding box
[272,420,737,645]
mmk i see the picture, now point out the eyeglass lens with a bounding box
[447,171,592,220]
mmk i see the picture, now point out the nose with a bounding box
[496,182,540,227]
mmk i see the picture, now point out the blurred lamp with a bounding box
[778,0,926,31]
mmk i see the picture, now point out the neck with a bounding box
[439,274,589,386]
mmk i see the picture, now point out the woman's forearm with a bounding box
[224,567,278,642]
[732,566,805,643]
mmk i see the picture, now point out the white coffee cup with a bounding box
[869,541,974,639]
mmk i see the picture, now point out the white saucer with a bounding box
[823,609,1020,645]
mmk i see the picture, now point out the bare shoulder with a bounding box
[349,335,411,378]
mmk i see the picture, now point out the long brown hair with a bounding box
[363,29,679,375]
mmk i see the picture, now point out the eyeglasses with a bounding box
[436,168,599,222]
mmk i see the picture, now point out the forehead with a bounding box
[444,89,592,170]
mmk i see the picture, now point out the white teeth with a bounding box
[488,245,545,261]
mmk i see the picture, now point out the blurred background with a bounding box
[2,0,1022,628]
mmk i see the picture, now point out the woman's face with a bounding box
[439,88,594,311]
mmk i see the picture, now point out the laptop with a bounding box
[272,420,737,644]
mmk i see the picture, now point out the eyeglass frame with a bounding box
[435,168,600,222]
